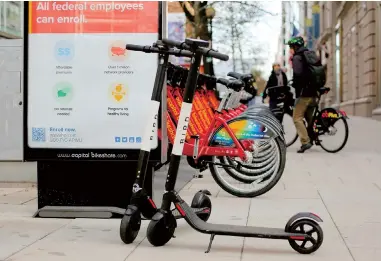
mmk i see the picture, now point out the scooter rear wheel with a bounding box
[191,191,212,222]
[147,213,177,246]
[120,212,141,244]
[287,219,324,254]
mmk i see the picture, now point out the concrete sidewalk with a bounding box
[0,116,381,261]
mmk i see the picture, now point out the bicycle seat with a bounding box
[217,78,244,91]
[185,38,209,48]
[227,72,254,81]
[318,87,330,94]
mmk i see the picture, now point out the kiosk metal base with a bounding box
[34,206,125,218]
[35,160,153,219]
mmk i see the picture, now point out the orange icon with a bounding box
[112,84,126,102]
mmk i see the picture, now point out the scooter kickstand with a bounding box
[205,234,215,253]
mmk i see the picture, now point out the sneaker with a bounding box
[297,143,313,153]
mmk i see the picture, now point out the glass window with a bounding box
[335,28,341,103]
[378,5,381,106]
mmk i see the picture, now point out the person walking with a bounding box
[262,63,288,122]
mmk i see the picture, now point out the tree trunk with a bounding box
[180,1,215,88]
[194,2,215,88]
[235,26,245,73]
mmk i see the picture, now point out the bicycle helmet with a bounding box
[287,36,305,48]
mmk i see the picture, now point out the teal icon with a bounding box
[53,82,73,104]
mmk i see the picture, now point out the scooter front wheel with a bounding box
[191,191,212,222]
[287,219,324,254]
[147,212,177,246]
[120,212,141,244]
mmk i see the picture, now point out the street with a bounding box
[0,116,380,261]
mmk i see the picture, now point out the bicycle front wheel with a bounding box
[282,111,298,147]
[318,116,349,153]
[208,137,286,198]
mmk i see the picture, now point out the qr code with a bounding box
[32,127,46,142]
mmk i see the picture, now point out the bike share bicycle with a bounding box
[209,77,287,197]
[119,41,212,244]
[165,65,287,197]
[144,38,324,254]
[270,82,349,153]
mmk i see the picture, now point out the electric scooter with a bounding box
[119,41,212,244]
[146,38,324,255]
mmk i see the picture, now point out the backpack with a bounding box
[302,50,326,89]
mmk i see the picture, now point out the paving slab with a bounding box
[0,188,25,196]
[350,247,381,261]
[0,217,71,260]
[337,223,381,249]
[4,219,143,261]
[0,204,36,218]
[0,188,37,205]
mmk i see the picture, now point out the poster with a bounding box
[27,1,159,150]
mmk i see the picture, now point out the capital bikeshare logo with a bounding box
[49,127,83,143]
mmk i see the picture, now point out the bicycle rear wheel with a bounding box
[318,116,349,153]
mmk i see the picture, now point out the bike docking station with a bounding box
[23,2,170,219]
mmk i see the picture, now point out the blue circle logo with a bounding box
[54,41,75,63]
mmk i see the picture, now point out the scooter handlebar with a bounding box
[167,49,193,58]
[162,38,190,50]
[126,44,149,52]
[126,44,193,57]
[202,49,229,61]
[162,38,229,61]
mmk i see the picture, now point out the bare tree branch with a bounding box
[179,1,195,22]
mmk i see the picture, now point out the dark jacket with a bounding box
[263,70,288,101]
[292,46,316,98]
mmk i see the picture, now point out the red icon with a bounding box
[111,46,126,56]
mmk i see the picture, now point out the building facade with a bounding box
[277,1,312,79]
[316,1,381,120]
[0,1,23,39]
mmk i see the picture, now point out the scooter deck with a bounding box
[179,202,302,239]
[172,207,208,219]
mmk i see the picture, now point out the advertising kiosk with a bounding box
[23,1,167,218]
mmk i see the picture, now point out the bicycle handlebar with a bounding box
[161,38,229,61]
[266,85,291,92]
[125,44,193,57]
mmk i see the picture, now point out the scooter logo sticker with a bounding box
[132,184,142,193]
[211,119,271,146]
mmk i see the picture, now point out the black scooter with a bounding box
[145,38,324,255]
[119,41,212,244]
